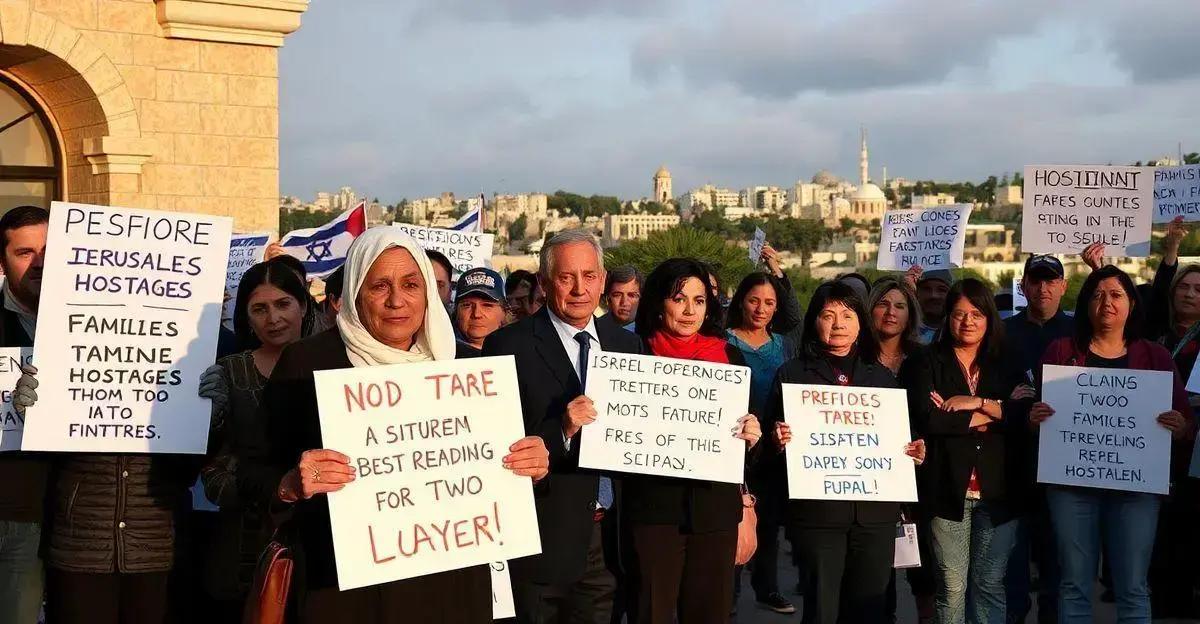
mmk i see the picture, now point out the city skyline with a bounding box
[279,0,1199,201]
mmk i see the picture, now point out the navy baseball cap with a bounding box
[918,269,954,286]
[455,267,505,302]
[1024,255,1064,280]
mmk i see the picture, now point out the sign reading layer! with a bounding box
[782,384,918,502]
[1037,364,1172,494]
[314,357,541,591]
[22,202,231,454]
[579,352,751,484]
[392,223,494,275]
[0,348,32,452]
[877,205,972,271]
[1022,165,1154,257]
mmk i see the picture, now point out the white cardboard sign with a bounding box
[314,356,541,591]
[1037,364,1172,494]
[1153,165,1200,223]
[749,227,766,263]
[222,232,270,329]
[1013,277,1027,312]
[783,384,918,502]
[0,348,33,452]
[391,223,494,275]
[22,202,231,454]
[579,352,751,484]
[877,205,972,271]
[1022,165,1154,257]
[490,561,515,620]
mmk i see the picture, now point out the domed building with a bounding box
[653,165,673,204]
[848,128,887,222]
[812,170,840,186]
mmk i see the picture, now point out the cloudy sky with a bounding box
[278,0,1199,203]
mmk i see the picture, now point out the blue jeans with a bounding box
[0,520,43,624]
[930,499,1019,624]
[1046,486,1159,624]
[1006,495,1060,624]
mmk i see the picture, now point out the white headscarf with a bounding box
[336,228,456,367]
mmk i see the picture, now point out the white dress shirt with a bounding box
[547,308,602,451]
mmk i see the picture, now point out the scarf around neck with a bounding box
[647,330,730,364]
[336,228,456,367]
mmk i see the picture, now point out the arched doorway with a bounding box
[0,71,60,214]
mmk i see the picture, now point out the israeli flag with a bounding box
[451,206,481,232]
[279,201,366,277]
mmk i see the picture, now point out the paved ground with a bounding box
[730,532,1197,624]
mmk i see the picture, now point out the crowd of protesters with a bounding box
[0,205,1195,624]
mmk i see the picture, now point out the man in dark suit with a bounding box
[483,230,641,624]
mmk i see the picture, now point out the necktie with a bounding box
[575,331,613,510]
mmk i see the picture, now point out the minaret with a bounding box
[882,165,888,189]
[859,126,869,186]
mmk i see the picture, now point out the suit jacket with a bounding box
[900,345,1028,523]
[760,353,903,527]
[481,307,643,584]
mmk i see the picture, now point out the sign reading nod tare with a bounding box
[578,352,751,484]
[782,384,918,502]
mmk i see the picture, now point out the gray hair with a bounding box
[539,229,605,277]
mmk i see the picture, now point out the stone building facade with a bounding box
[0,0,307,232]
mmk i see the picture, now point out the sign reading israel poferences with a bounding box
[579,352,751,484]
[877,205,972,271]
[223,232,270,329]
[0,348,33,452]
[1154,165,1200,223]
[314,357,541,591]
[1037,364,1172,494]
[1022,165,1154,257]
[21,202,231,454]
[782,384,918,502]
[391,223,494,275]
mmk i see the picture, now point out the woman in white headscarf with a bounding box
[248,229,549,622]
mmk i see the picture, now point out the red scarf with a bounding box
[647,331,730,364]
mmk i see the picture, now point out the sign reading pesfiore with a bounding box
[782,384,918,502]
[1037,365,1172,495]
[579,352,751,484]
[314,357,540,591]
[22,202,231,454]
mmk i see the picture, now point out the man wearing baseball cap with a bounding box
[1003,253,1072,624]
[915,268,954,344]
[454,267,508,356]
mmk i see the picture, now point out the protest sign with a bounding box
[1022,165,1154,257]
[749,227,766,263]
[1037,364,1172,494]
[0,348,32,452]
[1154,165,1200,223]
[314,356,540,591]
[1013,277,1027,312]
[782,384,918,502]
[876,205,971,271]
[490,561,515,620]
[391,223,494,275]
[579,352,751,484]
[222,232,270,329]
[21,202,231,454]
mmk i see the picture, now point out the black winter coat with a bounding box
[760,354,904,527]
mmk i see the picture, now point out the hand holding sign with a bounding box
[502,436,550,481]
[564,395,597,439]
[734,414,762,449]
[11,365,36,416]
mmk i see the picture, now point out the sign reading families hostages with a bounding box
[1022,165,1154,257]
[22,203,231,454]
[314,357,541,591]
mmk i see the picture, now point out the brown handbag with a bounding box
[734,485,758,566]
[243,539,294,624]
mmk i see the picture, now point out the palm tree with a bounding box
[605,228,755,291]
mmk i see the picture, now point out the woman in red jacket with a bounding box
[1031,265,1195,623]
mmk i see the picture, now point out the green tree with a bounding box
[278,207,335,236]
[605,228,754,293]
[1186,152,1200,165]
[507,214,528,241]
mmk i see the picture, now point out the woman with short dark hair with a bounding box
[900,278,1028,624]
[629,257,762,623]
[1032,265,1194,623]
[764,281,924,624]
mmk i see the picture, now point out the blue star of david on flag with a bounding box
[305,239,332,261]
